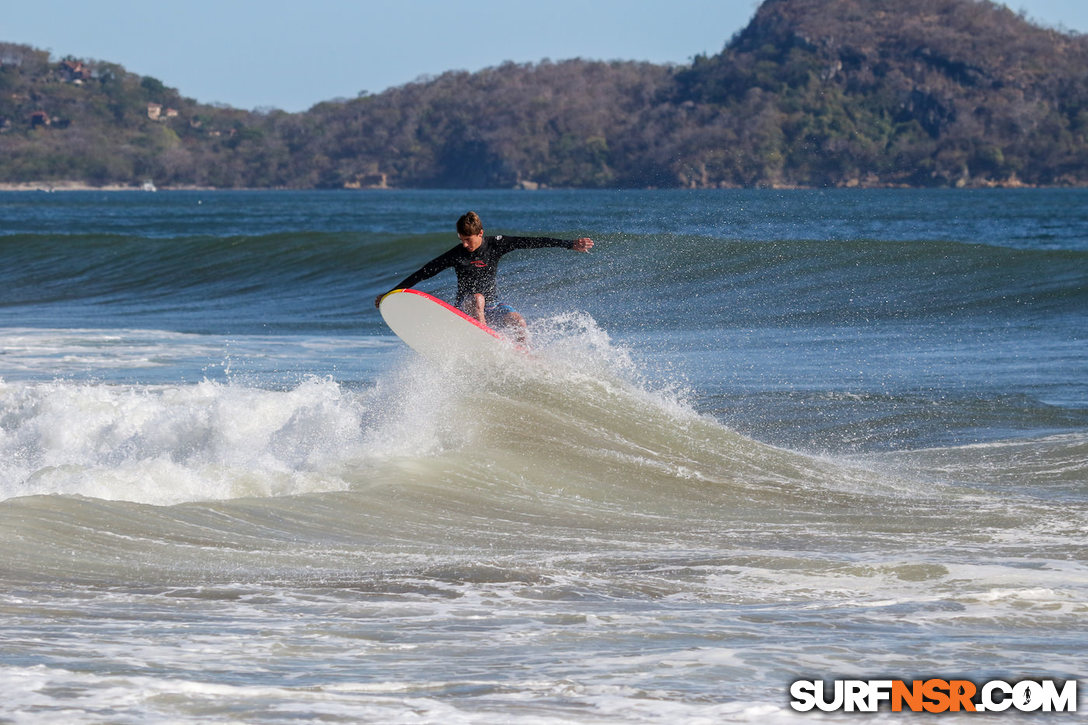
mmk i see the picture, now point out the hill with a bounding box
[673,0,1088,187]
[2,0,1087,189]
[0,44,268,187]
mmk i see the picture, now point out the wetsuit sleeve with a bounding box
[391,247,459,290]
[493,236,576,254]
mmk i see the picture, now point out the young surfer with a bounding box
[375,211,594,341]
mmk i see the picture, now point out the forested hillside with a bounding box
[2,0,1087,189]
[673,0,1088,186]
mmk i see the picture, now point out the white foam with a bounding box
[0,377,367,505]
[0,326,394,384]
[0,327,216,376]
[0,661,798,724]
[1,314,699,507]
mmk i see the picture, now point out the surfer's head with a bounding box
[457,211,483,237]
[456,211,484,251]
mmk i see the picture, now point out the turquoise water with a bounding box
[0,189,1085,721]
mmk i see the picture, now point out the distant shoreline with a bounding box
[0,181,220,192]
[0,180,1082,192]
[0,182,139,192]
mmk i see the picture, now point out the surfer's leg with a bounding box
[484,303,530,347]
[500,309,529,347]
[459,293,487,323]
[498,306,526,348]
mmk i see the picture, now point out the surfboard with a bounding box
[378,289,520,360]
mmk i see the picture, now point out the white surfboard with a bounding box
[378,289,521,360]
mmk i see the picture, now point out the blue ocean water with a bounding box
[0,189,1085,722]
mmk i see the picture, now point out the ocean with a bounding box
[0,188,1084,722]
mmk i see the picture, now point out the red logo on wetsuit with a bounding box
[470,260,488,268]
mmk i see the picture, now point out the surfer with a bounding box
[375,211,593,342]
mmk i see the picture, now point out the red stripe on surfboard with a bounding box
[387,288,505,341]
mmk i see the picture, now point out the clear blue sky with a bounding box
[6,1,1087,112]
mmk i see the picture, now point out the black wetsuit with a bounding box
[393,234,575,307]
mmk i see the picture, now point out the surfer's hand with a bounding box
[572,237,594,253]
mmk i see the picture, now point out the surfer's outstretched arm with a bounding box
[494,235,594,255]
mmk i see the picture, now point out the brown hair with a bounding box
[456,211,482,236]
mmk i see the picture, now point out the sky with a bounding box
[5,0,1088,113]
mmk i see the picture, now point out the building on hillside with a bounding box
[59,60,92,84]
[147,103,178,121]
